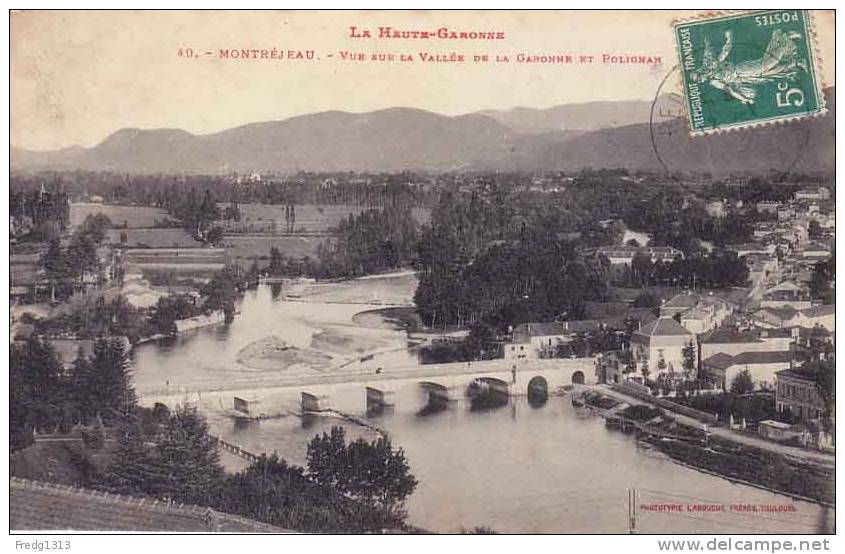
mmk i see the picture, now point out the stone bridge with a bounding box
[300,358,596,413]
[140,358,597,415]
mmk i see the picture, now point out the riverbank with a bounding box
[586,385,835,506]
[650,437,835,507]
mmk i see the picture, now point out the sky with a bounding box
[11,10,835,151]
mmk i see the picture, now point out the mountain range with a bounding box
[11,89,833,175]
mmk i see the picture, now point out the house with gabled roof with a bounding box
[698,326,795,361]
[760,288,812,310]
[749,305,799,328]
[594,245,682,266]
[504,310,657,360]
[792,305,835,332]
[660,292,734,334]
[630,316,695,376]
[801,242,832,263]
[702,351,793,391]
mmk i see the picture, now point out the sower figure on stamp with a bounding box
[695,29,809,105]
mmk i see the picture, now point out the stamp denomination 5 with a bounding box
[674,10,825,135]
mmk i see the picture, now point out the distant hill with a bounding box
[478,95,678,133]
[541,87,835,175]
[11,89,833,175]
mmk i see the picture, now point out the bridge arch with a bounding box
[418,381,450,415]
[467,377,510,410]
[527,376,548,396]
[571,370,585,385]
[419,381,448,395]
[467,377,511,398]
[527,376,549,407]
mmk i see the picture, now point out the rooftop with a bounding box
[775,369,818,382]
[765,281,804,294]
[702,352,734,370]
[595,246,682,258]
[731,350,793,366]
[801,304,835,318]
[10,477,288,532]
[699,327,764,345]
[634,316,692,338]
[663,292,731,311]
[705,351,793,369]
[763,289,810,301]
[511,310,658,343]
[756,305,799,320]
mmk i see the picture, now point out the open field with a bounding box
[222,234,328,262]
[70,203,172,229]
[221,203,431,234]
[105,228,199,248]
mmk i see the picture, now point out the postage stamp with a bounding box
[674,10,825,135]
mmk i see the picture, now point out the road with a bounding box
[137,357,592,403]
[594,384,835,466]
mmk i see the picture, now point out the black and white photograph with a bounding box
[6,8,837,541]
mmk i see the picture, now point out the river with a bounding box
[130,278,834,534]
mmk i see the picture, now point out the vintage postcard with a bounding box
[7,9,835,540]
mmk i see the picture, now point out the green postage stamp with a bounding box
[674,10,825,135]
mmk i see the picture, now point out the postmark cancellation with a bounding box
[674,10,826,135]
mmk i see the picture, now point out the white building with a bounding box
[630,317,695,376]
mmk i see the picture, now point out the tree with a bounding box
[640,358,650,384]
[215,452,402,533]
[269,246,285,275]
[809,255,835,303]
[10,337,64,443]
[108,412,166,496]
[201,268,238,321]
[808,219,822,240]
[801,359,835,433]
[150,294,200,335]
[631,252,653,286]
[205,226,224,246]
[730,369,754,395]
[66,353,95,424]
[307,426,417,515]
[656,357,667,375]
[42,238,69,301]
[87,338,136,424]
[153,405,224,504]
[682,341,697,380]
[633,290,660,310]
[222,201,241,222]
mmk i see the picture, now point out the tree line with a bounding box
[11,171,436,210]
[41,213,112,301]
[33,267,244,341]
[10,337,134,449]
[614,249,749,289]
[10,336,419,533]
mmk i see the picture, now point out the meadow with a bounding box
[221,203,431,233]
[70,203,172,229]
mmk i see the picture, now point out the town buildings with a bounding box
[702,350,793,391]
[594,245,683,266]
[660,292,734,334]
[630,316,694,376]
[775,369,828,421]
